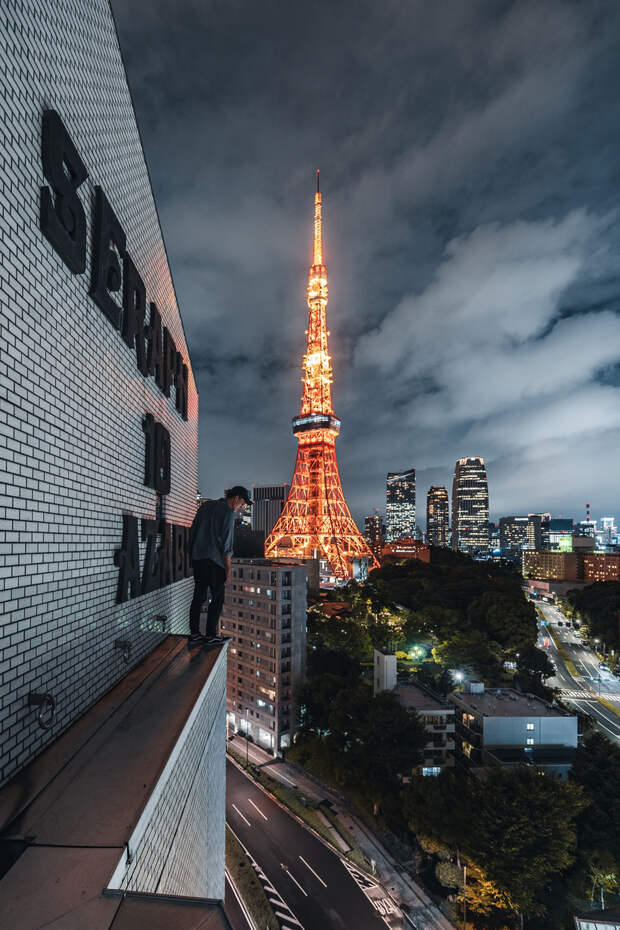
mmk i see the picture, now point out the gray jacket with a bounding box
[189,498,235,568]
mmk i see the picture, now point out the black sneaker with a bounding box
[203,635,226,647]
[187,633,205,647]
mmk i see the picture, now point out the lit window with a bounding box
[422,767,441,776]
[526,722,535,730]
[526,738,535,745]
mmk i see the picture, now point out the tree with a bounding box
[404,767,586,916]
[571,731,620,860]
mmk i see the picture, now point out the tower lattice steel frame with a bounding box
[265,173,378,582]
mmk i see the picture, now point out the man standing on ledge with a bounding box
[187,486,253,647]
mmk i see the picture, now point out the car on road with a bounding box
[581,639,590,647]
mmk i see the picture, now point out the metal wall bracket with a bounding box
[28,692,56,730]
[115,639,132,663]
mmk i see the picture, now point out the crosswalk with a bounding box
[559,689,620,701]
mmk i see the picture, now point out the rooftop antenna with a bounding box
[316,168,320,193]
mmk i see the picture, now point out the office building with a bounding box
[222,559,307,754]
[548,518,574,549]
[0,0,227,920]
[373,651,454,775]
[500,514,542,560]
[386,468,416,541]
[364,512,385,563]
[396,683,455,775]
[522,551,582,582]
[449,685,577,777]
[426,486,450,547]
[451,457,489,555]
[583,553,620,583]
[252,483,290,538]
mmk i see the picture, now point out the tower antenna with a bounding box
[316,168,320,193]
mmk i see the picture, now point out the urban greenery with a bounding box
[293,549,620,927]
[225,825,279,930]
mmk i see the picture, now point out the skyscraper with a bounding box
[451,457,489,555]
[264,175,377,583]
[364,512,385,563]
[499,515,542,560]
[386,468,416,542]
[426,486,449,547]
[252,484,290,538]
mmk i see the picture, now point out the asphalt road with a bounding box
[226,758,403,930]
[537,601,620,744]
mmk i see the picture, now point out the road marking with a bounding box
[275,912,304,927]
[232,804,251,827]
[299,855,327,887]
[247,798,268,821]
[570,700,620,738]
[273,767,296,786]
[283,867,308,897]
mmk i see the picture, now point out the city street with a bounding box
[537,601,620,744]
[226,758,405,930]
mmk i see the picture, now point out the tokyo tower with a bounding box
[265,173,378,582]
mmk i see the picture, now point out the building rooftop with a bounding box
[450,688,568,717]
[396,682,453,713]
[0,637,231,930]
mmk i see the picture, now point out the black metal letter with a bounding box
[114,514,141,603]
[142,413,155,487]
[154,422,171,495]
[158,520,173,588]
[184,526,193,578]
[40,110,88,274]
[146,302,163,388]
[175,351,189,420]
[141,518,160,595]
[162,327,176,397]
[122,252,148,375]
[90,186,126,329]
[172,524,186,582]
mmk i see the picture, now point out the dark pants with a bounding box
[189,559,226,636]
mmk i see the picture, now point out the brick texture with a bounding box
[0,1,199,785]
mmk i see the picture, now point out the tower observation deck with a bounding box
[264,173,378,583]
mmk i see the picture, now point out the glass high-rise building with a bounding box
[426,486,449,547]
[386,468,416,542]
[364,512,385,562]
[451,457,489,555]
[252,483,290,538]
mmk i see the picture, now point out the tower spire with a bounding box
[264,177,379,583]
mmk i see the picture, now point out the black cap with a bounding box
[227,485,253,505]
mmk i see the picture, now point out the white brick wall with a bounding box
[0,1,199,784]
[108,648,228,901]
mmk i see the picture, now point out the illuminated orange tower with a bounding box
[265,172,378,582]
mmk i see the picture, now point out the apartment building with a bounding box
[396,682,455,775]
[222,558,307,754]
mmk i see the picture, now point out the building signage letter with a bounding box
[90,186,127,329]
[40,109,88,274]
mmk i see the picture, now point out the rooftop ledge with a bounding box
[0,636,230,930]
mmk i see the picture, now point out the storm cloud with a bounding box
[112,0,620,527]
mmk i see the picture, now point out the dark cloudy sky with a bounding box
[112,0,620,528]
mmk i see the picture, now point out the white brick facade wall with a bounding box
[108,648,228,901]
[0,1,199,784]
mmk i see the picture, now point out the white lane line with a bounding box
[273,767,296,786]
[299,855,327,888]
[571,701,620,738]
[284,868,308,897]
[275,913,304,928]
[247,798,268,821]
[232,803,251,827]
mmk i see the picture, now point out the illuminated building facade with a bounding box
[522,551,582,582]
[583,553,620,582]
[386,468,416,541]
[222,558,307,754]
[451,457,489,555]
[382,537,430,563]
[264,176,377,583]
[252,483,290,538]
[364,512,385,563]
[499,514,541,560]
[426,486,449,547]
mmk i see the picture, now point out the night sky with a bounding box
[112,0,620,528]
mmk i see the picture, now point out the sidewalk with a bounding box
[227,736,456,930]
